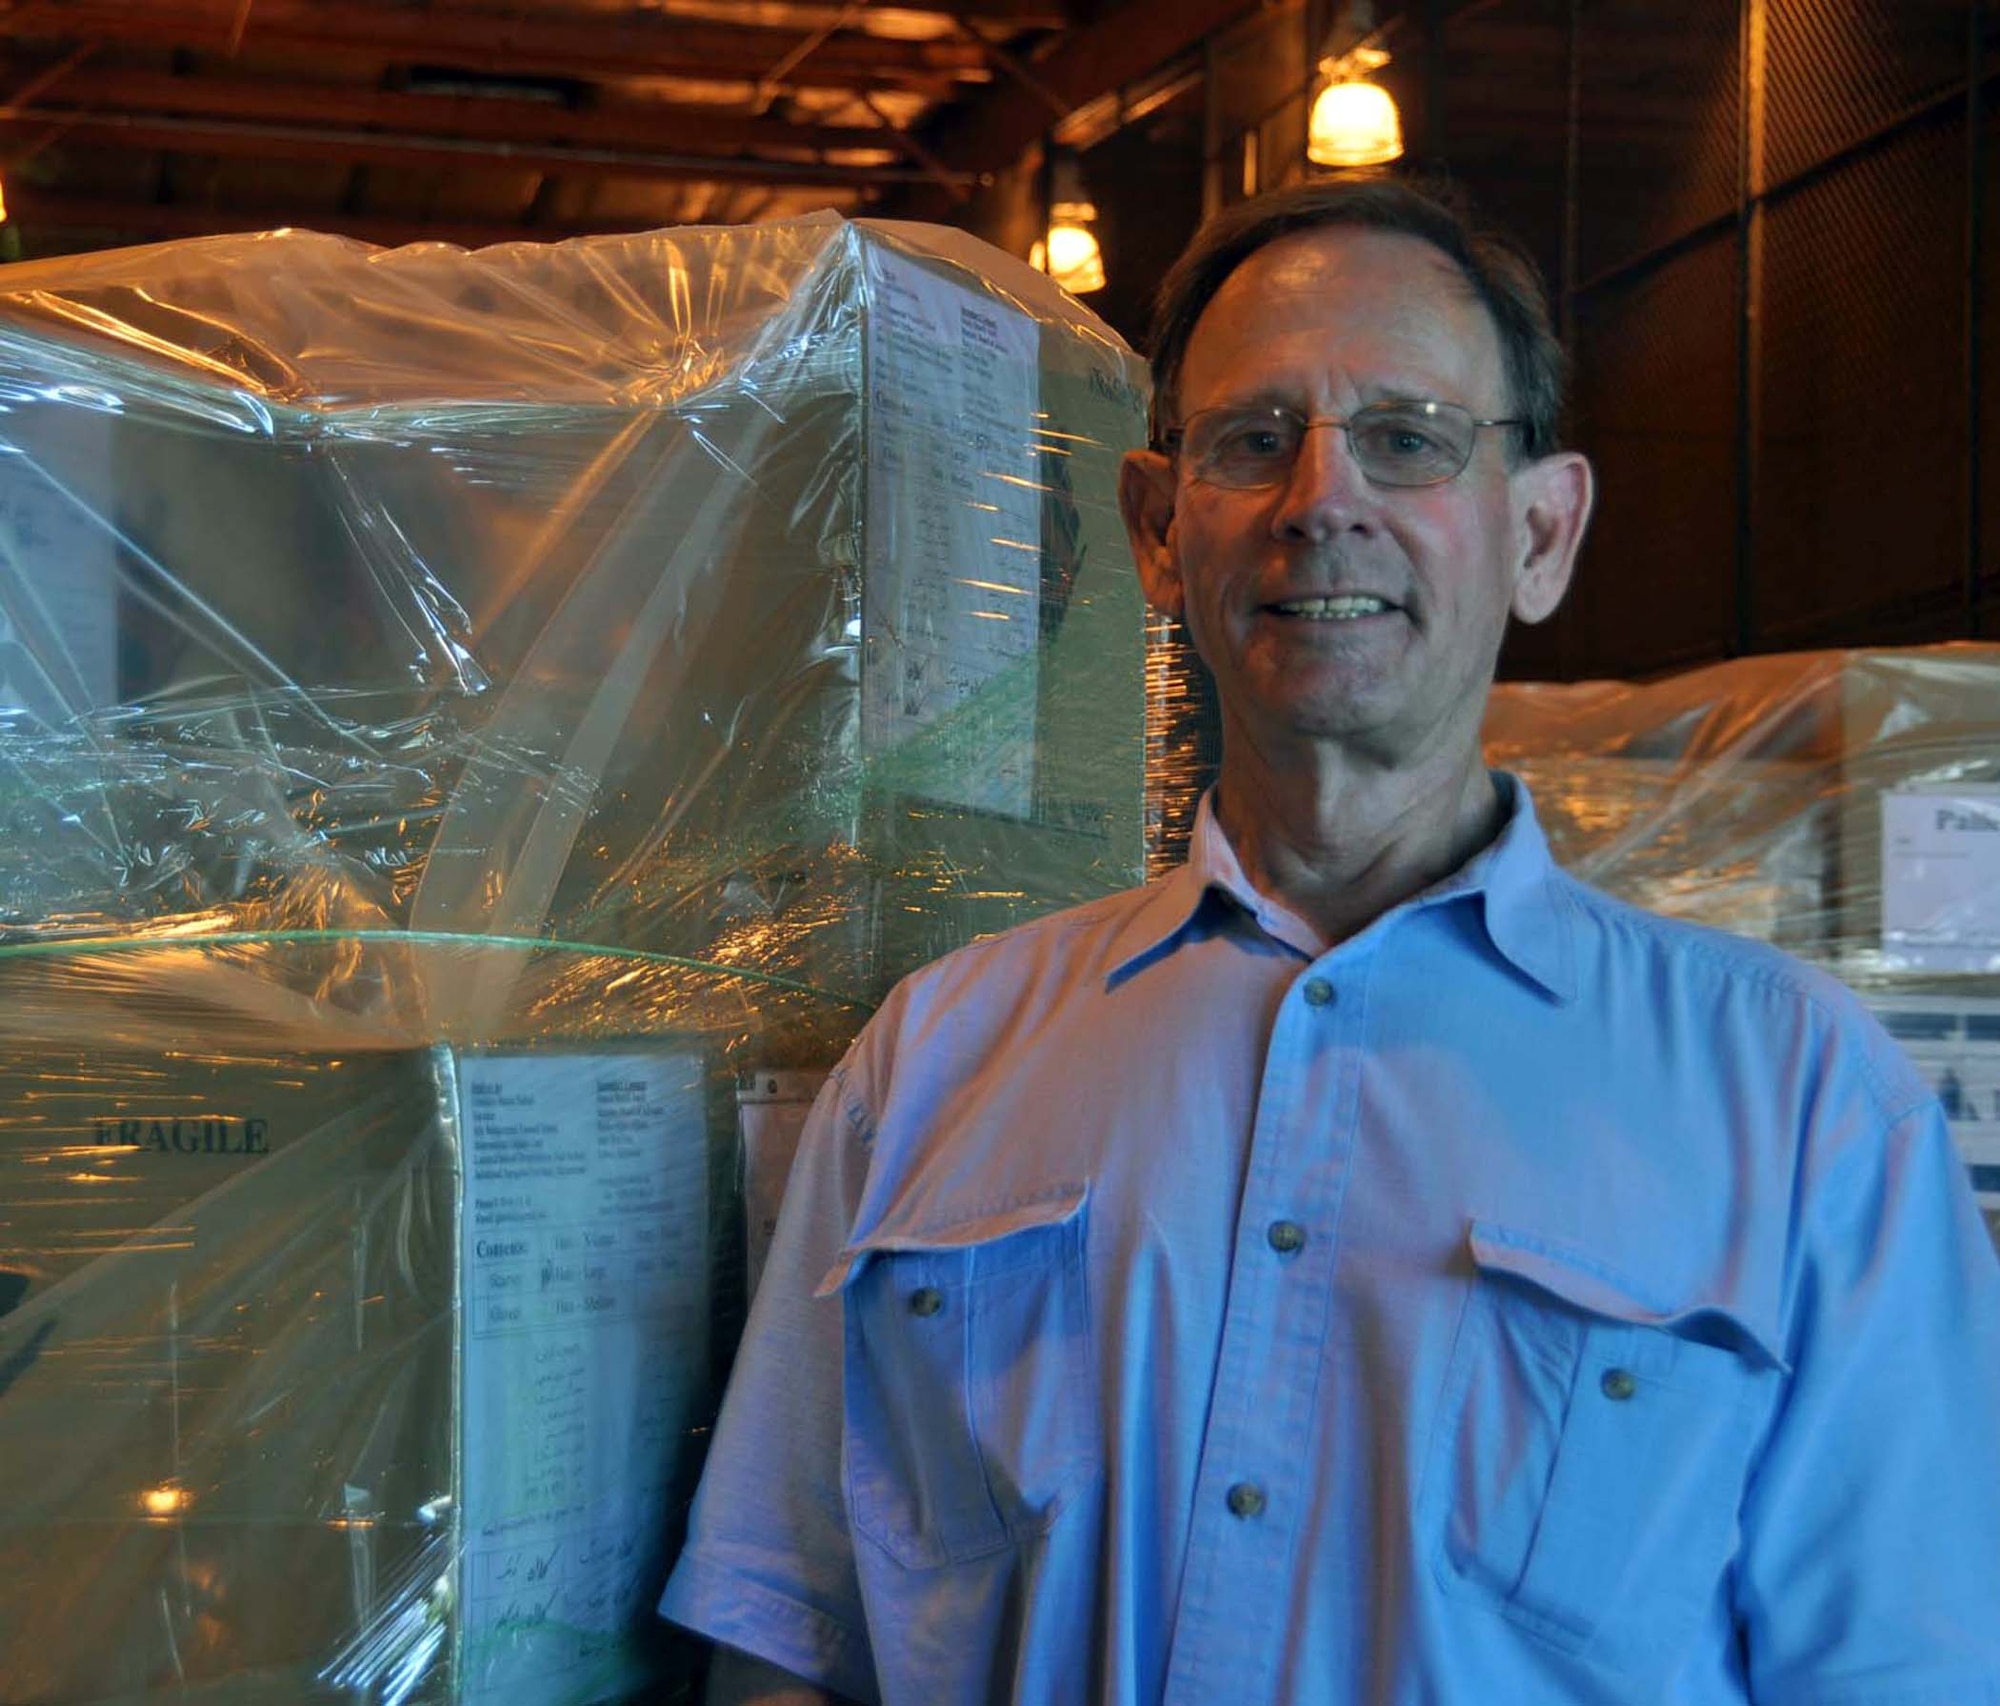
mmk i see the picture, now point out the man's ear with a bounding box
[1119,449,1184,620]
[1508,450,1594,625]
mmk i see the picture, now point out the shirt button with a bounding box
[1267,1220,1306,1254]
[1600,1367,1638,1401]
[909,1287,944,1318]
[1302,977,1334,1007]
[1226,1481,1266,1519]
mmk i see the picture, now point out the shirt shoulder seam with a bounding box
[1550,870,1928,1130]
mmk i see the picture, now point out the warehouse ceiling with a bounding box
[0,0,1251,255]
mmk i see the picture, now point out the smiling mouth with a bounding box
[1268,595,1396,621]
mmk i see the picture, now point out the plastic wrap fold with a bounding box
[0,213,1150,1703]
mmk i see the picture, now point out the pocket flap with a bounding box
[816,1183,1089,1298]
[1467,1219,1789,1374]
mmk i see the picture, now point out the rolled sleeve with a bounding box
[1738,1097,2000,1704]
[660,1067,880,1705]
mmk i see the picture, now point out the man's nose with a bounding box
[1270,420,1374,541]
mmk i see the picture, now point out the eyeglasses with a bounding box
[1160,400,1525,490]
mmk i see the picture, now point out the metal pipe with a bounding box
[1560,0,1580,352]
[1732,0,1767,659]
[1968,0,1986,637]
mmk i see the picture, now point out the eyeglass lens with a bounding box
[1183,402,1479,489]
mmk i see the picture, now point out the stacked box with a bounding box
[1832,648,2000,980]
[1485,643,2000,1233]
[1483,655,1838,955]
[0,1043,718,1705]
[0,217,1150,1007]
[0,215,1150,1701]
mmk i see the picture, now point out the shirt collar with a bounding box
[1420,772,1577,1003]
[1105,772,1577,1003]
[1103,793,1315,981]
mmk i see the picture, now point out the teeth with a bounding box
[1274,595,1391,619]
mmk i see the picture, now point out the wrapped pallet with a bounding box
[1484,644,2000,1233]
[0,214,1150,1703]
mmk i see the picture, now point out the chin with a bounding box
[1264,694,1397,743]
[1270,670,1399,735]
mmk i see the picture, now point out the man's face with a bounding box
[1120,226,1589,773]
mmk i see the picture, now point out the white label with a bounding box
[1871,996,2000,1214]
[455,1052,710,1705]
[736,1070,828,1301]
[861,243,1042,818]
[1882,788,2000,972]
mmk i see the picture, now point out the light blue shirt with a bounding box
[662,779,2000,1705]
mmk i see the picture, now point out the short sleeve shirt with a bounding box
[661,779,2000,1705]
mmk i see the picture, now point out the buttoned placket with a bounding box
[1161,946,1369,1704]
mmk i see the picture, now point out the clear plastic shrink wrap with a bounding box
[1143,621,1221,880]
[1484,644,2000,1232]
[0,215,1150,1703]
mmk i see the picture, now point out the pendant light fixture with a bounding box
[1306,2,1403,170]
[1031,152,1107,295]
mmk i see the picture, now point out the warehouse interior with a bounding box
[1,4,1998,1703]
[0,1,1994,677]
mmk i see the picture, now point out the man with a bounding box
[661,178,2000,1704]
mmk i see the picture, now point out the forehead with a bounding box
[1177,226,1505,412]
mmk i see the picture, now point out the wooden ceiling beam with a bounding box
[899,0,1254,205]
[6,66,900,158]
[0,0,990,92]
[4,186,712,250]
[0,108,969,189]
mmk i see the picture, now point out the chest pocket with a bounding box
[818,1185,1100,1570]
[1424,1220,1787,1669]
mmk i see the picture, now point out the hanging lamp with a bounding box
[1308,43,1403,168]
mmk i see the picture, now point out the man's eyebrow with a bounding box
[1356,385,1451,407]
[1197,384,1460,412]
[1192,388,1293,412]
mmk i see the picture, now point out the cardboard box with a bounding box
[0,218,1153,1697]
[0,1043,720,1704]
[0,221,1151,1019]
[1834,648,2000,977]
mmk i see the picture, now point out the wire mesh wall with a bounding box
[1130,0,2000,863]
[1522,0,1993,676]
[1185,0,2000,682]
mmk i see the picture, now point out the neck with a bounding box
[1211,735,1505,949]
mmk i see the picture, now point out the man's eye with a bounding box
[1367,422,1443,457]
[1391,430,1435,454]
[1216,422,1292,458]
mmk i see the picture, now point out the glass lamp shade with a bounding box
[1044,221,1106,294]
[1307,78,1404,168]
[1032,200,1106,294]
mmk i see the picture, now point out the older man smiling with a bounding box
[664,178,2000,1706]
